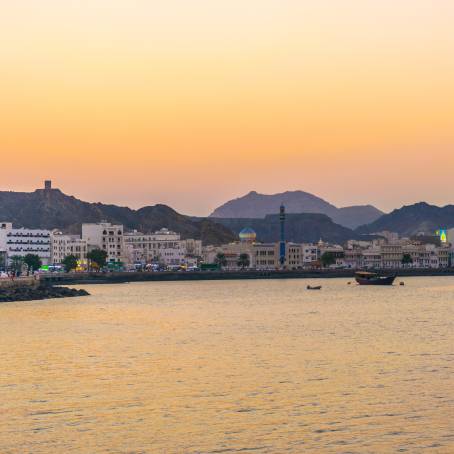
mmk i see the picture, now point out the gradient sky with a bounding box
[1,0,453,215]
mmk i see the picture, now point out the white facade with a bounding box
[82,222,124,263]
[302,244,319,266]
[0,222,51,265]
[50,231,88,264]
[123,228,200,266]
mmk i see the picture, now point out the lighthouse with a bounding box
[279,204,286,268]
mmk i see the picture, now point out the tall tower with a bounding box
[279,204,286,267]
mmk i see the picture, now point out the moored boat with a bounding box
[355,271,396,286]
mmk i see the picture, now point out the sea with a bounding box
[1,277,453,453]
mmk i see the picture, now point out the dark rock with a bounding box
[0,284,90,303]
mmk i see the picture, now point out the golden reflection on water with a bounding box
[1,277,453,453]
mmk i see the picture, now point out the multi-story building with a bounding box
[301,244,319,267]
[362,248,382,269]
[0,222,51,265]
[183,238,203,258]
[344,248,364,269]
[380,244,403,269]
[437,246,450,268]
[50,230,88,264]
[202,245,223,265]
[286,243,303,269]
[123,228,201,266]
[212,241,310,271]
[82,222,124,263]
[252,243,277,270]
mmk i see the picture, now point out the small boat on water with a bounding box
[355,271,396,286]
[307,285,322,290]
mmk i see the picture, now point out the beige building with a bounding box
[209,241,309,270]
[82,222,124,263]
[380,244,403,268]
[51,231,88,264]
[362,248,382,269]
[252,243,278,270]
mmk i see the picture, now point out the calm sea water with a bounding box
[1,277,453,453]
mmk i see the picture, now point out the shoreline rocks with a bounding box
[0,284,89,303]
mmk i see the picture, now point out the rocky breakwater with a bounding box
[0,279,89,303]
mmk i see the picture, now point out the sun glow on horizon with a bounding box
[1,0,453,214]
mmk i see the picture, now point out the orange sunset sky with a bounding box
[1,0,453,215]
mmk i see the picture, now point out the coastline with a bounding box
[0,280,89,303]
[42,268,454,286]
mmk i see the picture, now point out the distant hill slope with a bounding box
[0,188,235,245]
[356,202,454,236]
[210,190,383,229]
[212,213,360,244]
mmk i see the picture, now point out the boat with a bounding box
[355,271,396,286]
[307,285,322,290]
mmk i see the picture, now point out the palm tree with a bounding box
[214,252,227,269]
[237,253,250,270]
[10,256,24,275]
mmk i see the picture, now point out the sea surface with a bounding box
[1,277,453,453]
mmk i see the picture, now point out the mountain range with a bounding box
[356,202,454,236]
[0,188,235,245]
[210,190,383,229]
[0,185,451,245]
[212,213,362,244]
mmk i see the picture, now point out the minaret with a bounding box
[279,204,286,268]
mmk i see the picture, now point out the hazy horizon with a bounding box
[1,1,453,215]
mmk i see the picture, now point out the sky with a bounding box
[1,0,453,215]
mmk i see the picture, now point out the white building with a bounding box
[302,244,319,267]
[0,222,51,265]
[123,228,201,266]
[50,230,88,264]
[82,222,124,263]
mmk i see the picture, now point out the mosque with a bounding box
[239,227,257,243]
[203,205,290,270]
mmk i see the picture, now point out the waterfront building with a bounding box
[302,244,319,267]
[401,243,450,269]
[301,244,319,268]
[50,230,88,264]
[214,240,311,271]
[343,248,364,269]
[286,243,303,269]
[362,247,382,269]
[123,228,201,266]
[0,222,51,265]
[380,244,404,269]
[252,243,277,270]
[201,245,222,265]
[183,238,203,258]
[436,246,450,268]
[82,222,124,263]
